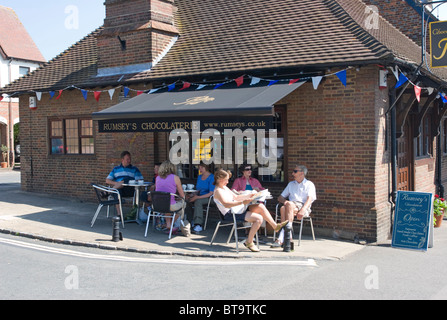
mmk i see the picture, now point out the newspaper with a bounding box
[231,190,272,214]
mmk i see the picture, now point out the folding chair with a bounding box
[91,184,125,228]
[273,203,315,246]
[210,211,259,254]
[145,191,185,239]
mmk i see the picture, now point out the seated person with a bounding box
[231,163,265,193]
[213,169,288,252]
[272,164,316,248]
[106,151,144,217]
[186,162,215,233]
[155,160,185,234]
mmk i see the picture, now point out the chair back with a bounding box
[151,191,173,213]
[91,183,120,206]
[92,184,109,203]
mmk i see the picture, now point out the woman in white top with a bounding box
[213,169,288,252]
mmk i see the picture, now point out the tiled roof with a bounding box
[2,0,445,94]
[2,28,101,93]
[0,6,45,62]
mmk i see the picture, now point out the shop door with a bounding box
[397,122,413,191]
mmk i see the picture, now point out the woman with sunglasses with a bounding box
[231,163,265,193]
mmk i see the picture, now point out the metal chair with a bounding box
[273,203,315,246]
[210,210,259,254]
[145,191,185,239]
[91,184,125,228]
[203,195,216,231]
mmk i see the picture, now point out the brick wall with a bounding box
[361,0,426,47]
[0,100,19,146]
[277,66,390,242]
[98,0,177,69]
[19,87,156,202]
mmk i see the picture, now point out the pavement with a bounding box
[0,168,365,260]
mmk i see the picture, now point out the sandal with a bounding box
[274,220,289,233]
[244,242,260,252]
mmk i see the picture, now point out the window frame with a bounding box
[48,117,95,156]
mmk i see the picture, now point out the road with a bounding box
[1,230,446,301]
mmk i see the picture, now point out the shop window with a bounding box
[169,107,286,183]
[49,118,94,155]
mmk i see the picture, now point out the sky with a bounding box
[0,1,105,61]
[1,1,447,62]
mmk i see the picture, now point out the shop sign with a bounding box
[430,20,447,68]
[98,117,272,133]
[392,191,433,251]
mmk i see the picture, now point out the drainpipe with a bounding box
[389,88,398,205]
[437,133,444,198]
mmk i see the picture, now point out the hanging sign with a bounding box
[430,20,447,68]
[392,191,433,251]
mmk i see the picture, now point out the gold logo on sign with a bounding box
[174,96,215,106]
[434,38,447,60]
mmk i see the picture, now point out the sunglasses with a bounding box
[293,170,302,173]
[244,168,252,171]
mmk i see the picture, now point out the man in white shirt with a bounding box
[272,165,316,247]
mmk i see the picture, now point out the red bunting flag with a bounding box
[180,82,191,91]
[0,96,3,102]
[94,91,101,102]
[414,85,421,102]
[289,78,300,85]
[137,91,144,96]
[56,90,63,100]
[235,76,244,87]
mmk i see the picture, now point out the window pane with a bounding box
[81,138,94,154]
[51,139,64,155]
[65,119,79,154]
[51,121,63,137]
[81,119,93,136]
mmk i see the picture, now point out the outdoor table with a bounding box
[122,181,153,222]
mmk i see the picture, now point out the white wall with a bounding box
[0,56,42,101]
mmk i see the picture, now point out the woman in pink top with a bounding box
[231,164,265,193]
[155,160,185,234]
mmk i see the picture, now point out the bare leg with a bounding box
[244,212,262,244]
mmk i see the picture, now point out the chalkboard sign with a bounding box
[392,191,433,251]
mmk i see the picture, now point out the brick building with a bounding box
[2,0,447,242]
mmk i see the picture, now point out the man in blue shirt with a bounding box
[106,151,144,198]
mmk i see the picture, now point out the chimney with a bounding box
[96,0,179,76]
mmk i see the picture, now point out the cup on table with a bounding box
[187,184,195,190]
[138,180,144,185]
[182,184,187,190]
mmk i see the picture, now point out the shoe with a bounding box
[193,224,203,233]
[270,240,282,248]
[244,242,260,252]
[274,220,289,233]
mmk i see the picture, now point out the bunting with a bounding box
[17,65,445,105]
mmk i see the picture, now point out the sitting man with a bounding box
[106,151,144,216]
[271,164,316,248]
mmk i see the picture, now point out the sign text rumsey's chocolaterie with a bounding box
[98,117,273,133]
